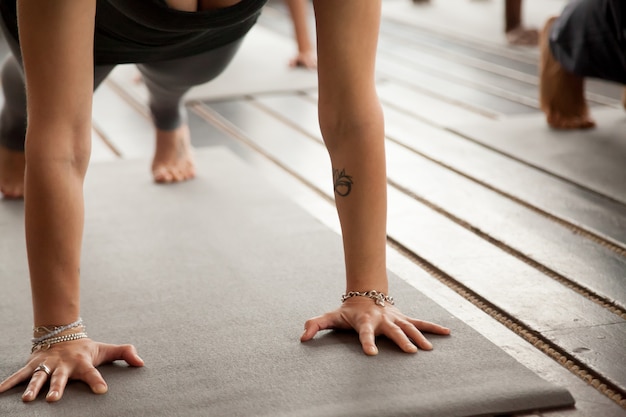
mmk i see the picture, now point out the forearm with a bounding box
[322,104,387,293]
[25,127,90,326]
[314,0,386,292]
[17,0,96,326]
[305,0,450,357]
[285,0,314,53]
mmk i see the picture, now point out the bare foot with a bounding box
[0,146,26,199]
[539,17,595,130]
[506,26,539,46]
[151,125,196,183]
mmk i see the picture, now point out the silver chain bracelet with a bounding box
[31,332,89,353]
[341,290,395,307]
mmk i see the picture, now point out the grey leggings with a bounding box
[0,23,243,151]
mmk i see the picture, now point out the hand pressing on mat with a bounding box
[0,339,144,402]
[301,297,451,355]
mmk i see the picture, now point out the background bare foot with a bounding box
[0,146,26,199]
[539,17,595,129]
[506,26,539,46]
[152,125,196,183]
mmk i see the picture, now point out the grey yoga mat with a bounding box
[0,148,574,417]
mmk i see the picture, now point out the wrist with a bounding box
[341,290,394,307]
[31,317,88,353]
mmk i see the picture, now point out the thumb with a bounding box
[301,312,348,342]
[97,343,144,367]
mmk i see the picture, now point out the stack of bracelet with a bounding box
[31,318,88,353]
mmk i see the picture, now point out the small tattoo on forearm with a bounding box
[333,168,354,197]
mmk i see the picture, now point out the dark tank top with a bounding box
[0,0,267,65]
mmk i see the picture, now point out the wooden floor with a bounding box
[5,0,625,416]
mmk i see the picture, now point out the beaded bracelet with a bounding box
[31,332,89,353]
[32,317,84,344]
[341,290,395,307]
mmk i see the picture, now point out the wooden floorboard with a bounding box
[377,5,623,104]
[385,108,626,246]
[378,81,494,124]
[379,19,622,104]
[92,82,155,159]
[377,58,540,116]
[377,38,543,105]
[545,323,626,394]
[379,20,541,77]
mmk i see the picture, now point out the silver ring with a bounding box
[33,363,51,377]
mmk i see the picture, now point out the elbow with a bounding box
[317,85,385,153]
[318,103,385,154]
[24,123,92,175]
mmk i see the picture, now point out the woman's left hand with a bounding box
[289,50,317,69]
[301,298,451,355]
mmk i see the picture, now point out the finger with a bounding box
[357,323,378,356]
[408,318,451,335]
[96,343,144,367]
[21,370,49,402]
[0,366,33,393]
[77,366,108,395]
[46,369,69,402]
[397,320,432,351]
[300,313,348,342]
[384,322,419,353]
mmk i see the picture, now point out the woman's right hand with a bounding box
[0,339,144,402]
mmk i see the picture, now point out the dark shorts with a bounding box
[0,0,267,65]
[549,0,626,84]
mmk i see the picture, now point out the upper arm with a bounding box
[18,0,96,142]
[312,0,382,134]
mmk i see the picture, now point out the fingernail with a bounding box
[406,343,418,353]
[46,391,58,400]
[22,390,32,400]
[94,383,108,394]
[367,346,378,355]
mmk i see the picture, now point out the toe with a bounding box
[152,167,173,183]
